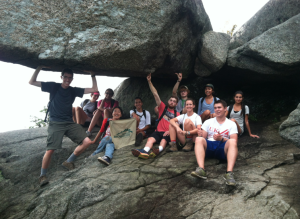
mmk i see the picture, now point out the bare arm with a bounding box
[172,73,182,96]
[98,98,106,111]
[197,129,208,139]
[29,66,48,87]
[245,114,259,138]
[170,118,180,130]
[188,124,201,135]
[84,71,98,94]
[147,73,161,106]
[228,133,238,141]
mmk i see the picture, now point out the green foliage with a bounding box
[227,24,237,36]
[29,106,49,129]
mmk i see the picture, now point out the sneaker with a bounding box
[86,131,92,137]
[167,142,178,152]
[97,156,111,166]
[135,133,143,146]
[62,161,75,170]
[149,146,160,158]
[223,172,236,186]
[39,175,49,187]
[191,167,207,179]
[131,149,149,159]
[182,139,193,152]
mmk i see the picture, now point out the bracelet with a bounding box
[91,75,95,77]
[187,131,190,135]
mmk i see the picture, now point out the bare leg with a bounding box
[41,150,55,169]
[88,110,103,132]
[169,124,178,141]
[194,137,207,169]
[144,137,156,150]
[154,106,159,117]
[75,107,88,125]
[201,110,211,123]
[132,114,140,128]
[74,137,93,156]
[183,119,196,139]
[230,118,242,134]
[103,109,112,119]
[159,139,168,149]
[224,139,238,172]
[210,113,216,118]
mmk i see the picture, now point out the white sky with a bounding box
[0,0,269,133]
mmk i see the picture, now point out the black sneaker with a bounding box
[135,133,143,146]
[97,156,111,166]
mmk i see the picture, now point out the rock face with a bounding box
[227,13,300,76]
[229,0,300,50]
[1,120,300,218]
[195,31,230,76]
[279,104,300,148]
[0,0,211,77]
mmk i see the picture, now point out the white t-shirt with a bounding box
[202,118,238,141]
[227,105,249,133]
[176,113,202,131]
[130,110,151,130]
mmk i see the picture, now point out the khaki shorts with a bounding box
[46,121,87,150]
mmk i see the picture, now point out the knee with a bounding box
[83,137,92,145]
[195,136,205,145]
[147,137,156,144]
[227,139,237,147]
[203,110,211,116]
[184,118,192,125]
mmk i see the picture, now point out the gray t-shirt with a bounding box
[227,105,249,133]
[80,100,97,118]
[42,82,84,122]
[176,98,186,113]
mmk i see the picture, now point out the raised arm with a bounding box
[84,71,98,94]
[29,66,47,87]
[172,73,182,96]
[147,73,161,106]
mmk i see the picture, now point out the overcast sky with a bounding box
[0,0,269,133]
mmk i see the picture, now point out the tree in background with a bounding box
[227,24,237,36]
[29,106,49,128]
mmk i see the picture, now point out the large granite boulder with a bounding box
[229,0,300,50]
[0,0,211,77]
[195,31,230,76]
[1,121,300,218]
[227,13,300,76]
[279,103,300,148]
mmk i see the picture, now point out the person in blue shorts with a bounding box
[191,100,238,186]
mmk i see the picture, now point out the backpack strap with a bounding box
[44,83,61,122]
[200,97,204,105]
[82,99,89,108]
[214,96,217,103]
[157,105,168,124]
[110,99,115,108]
[227,105,233,119]
[143,110,146,119]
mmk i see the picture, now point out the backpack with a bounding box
[155,105,177,129]
[133,109,147,119]
[82,99,98,113]
[44,83,76,122]
[110,99,115,108]
[227,104,246,131]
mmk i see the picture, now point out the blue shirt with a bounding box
[197,97,220,115]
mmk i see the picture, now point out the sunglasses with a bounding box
[105,92,113,95]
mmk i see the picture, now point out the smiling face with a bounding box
[61,73,73,88]
[104,89,113,100]
[214,103,227,118]
[234,93,243,104]
[134,99,143,110]
[91,93,100,101]
[185,100,195,112]
[205,87,213,96]
[167,97,178,109]
[112,108,122,120]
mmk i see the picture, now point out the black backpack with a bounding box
[44,83,76,122]
[133,109,147,119]
[155,105,177,128]
[227,104,246,131]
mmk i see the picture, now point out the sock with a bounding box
[40,168,47,177]
[171,140,176,143]
[158,146,164,152]
[144,147,150,152]
[67,153,78,163]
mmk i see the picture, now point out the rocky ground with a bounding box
[0,119,300,219]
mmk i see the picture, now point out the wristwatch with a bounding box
[187,131,190,135]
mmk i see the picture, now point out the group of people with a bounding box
[29,66,259,187]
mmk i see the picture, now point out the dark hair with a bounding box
[170,95,179,103]
[234,90,245,116]
[112,106,123,118]
[90,91,100,97]
[106,88,114,96]
[214,99,227,108]
[186,98,195,105]
[178,85,190,95]
[133,97,143,110]
[204,85,215,96]
[61,68,73,76]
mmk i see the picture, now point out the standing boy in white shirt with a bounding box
[191,100,238,186]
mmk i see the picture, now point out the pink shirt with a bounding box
[97,99,119,109]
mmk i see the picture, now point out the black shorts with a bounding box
[149,131,171,144]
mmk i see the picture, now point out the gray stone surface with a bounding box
[195,31,230,76]
[0,0,211,77]
[229,0,300,50]
[279,104,300,148]
[1,120,300,218]
[227,14,300,75]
